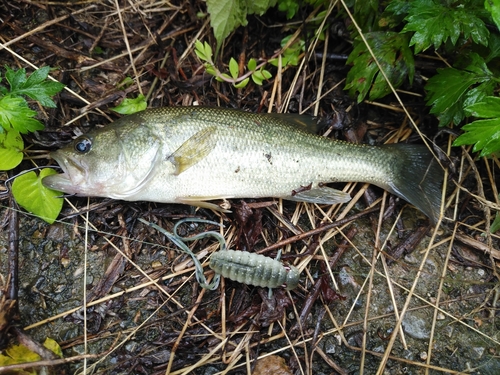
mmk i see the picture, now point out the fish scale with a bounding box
[43,106,443,223]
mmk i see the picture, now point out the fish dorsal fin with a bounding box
[266,113,320,134]
[285,186,351,205]
[167,126,217,175]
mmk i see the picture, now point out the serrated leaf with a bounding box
[345,31,414,102]
[0,128,24,170]
[5,66,27,91]
[229,57,239,79]
[43,338,63,358]
[402,0,489,54]
[0,96,44,133]
[111,94,147,115]
[465,96,500,118]
[207,0,246,53]
[234,77,250,88]
[11,66,64,108]
[12,169,64,224]
[453,118,500,156]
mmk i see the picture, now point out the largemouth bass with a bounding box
[43,107,443,222]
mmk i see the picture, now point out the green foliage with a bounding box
[112,94,147,114]
[195,40,271,88]
[486,0,500,31]
[269,35,305,67]
[0,66,65,223]
[402,0,489,54]
[453,96,500,156]
[425,53,497,126]
[12,169,64,225]
[206,0,277,53]
[0,128,23,170]
[345,31,414,102]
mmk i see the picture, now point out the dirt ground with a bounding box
[1,1,500,374]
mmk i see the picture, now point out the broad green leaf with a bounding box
[111,94,147,115]
[485,0,500,32]
[345,31,414,102]
[229,57,239,79]
[12,169,64,224]
[0,128,24,170]
[0,95,44,133]
[465,96,500,118]
[206,0,246,53]
[453,118,500,156]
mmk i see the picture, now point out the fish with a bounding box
[42,106,443,222]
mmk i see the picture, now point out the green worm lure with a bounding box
[138,218,300,291]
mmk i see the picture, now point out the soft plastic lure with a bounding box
[138,218,300,291]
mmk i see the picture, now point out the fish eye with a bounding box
[74,136,92,153]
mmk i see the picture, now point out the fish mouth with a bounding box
[42,151,87,194]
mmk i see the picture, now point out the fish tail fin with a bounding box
[382,144,444,224]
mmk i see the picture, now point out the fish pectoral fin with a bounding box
[167,126,217,175]
[176,197,232,213]
[286,186,351,205]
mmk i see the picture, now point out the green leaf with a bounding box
[490,210,500,233]
[12,169,64,224]
[345,31,414,102]
[278,0,300,19]
[0,128,24,170]
[5,66,27,91]
[207,0,247,53]
[206,0,277,53]
[229,57,239,79]
[465,96,500,118]
[9,66,64,108]
[111,94,147,115]
[485,0,500,31]
[425,53,493,126]
[251,73,264,85]
[247,58,257,71]
[234,77,250,88]
[0,95,44,133]
[402,0,489,54]
[453,118,500,156]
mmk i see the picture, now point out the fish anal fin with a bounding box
[286,186,351,205]
[168,126,217,175]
